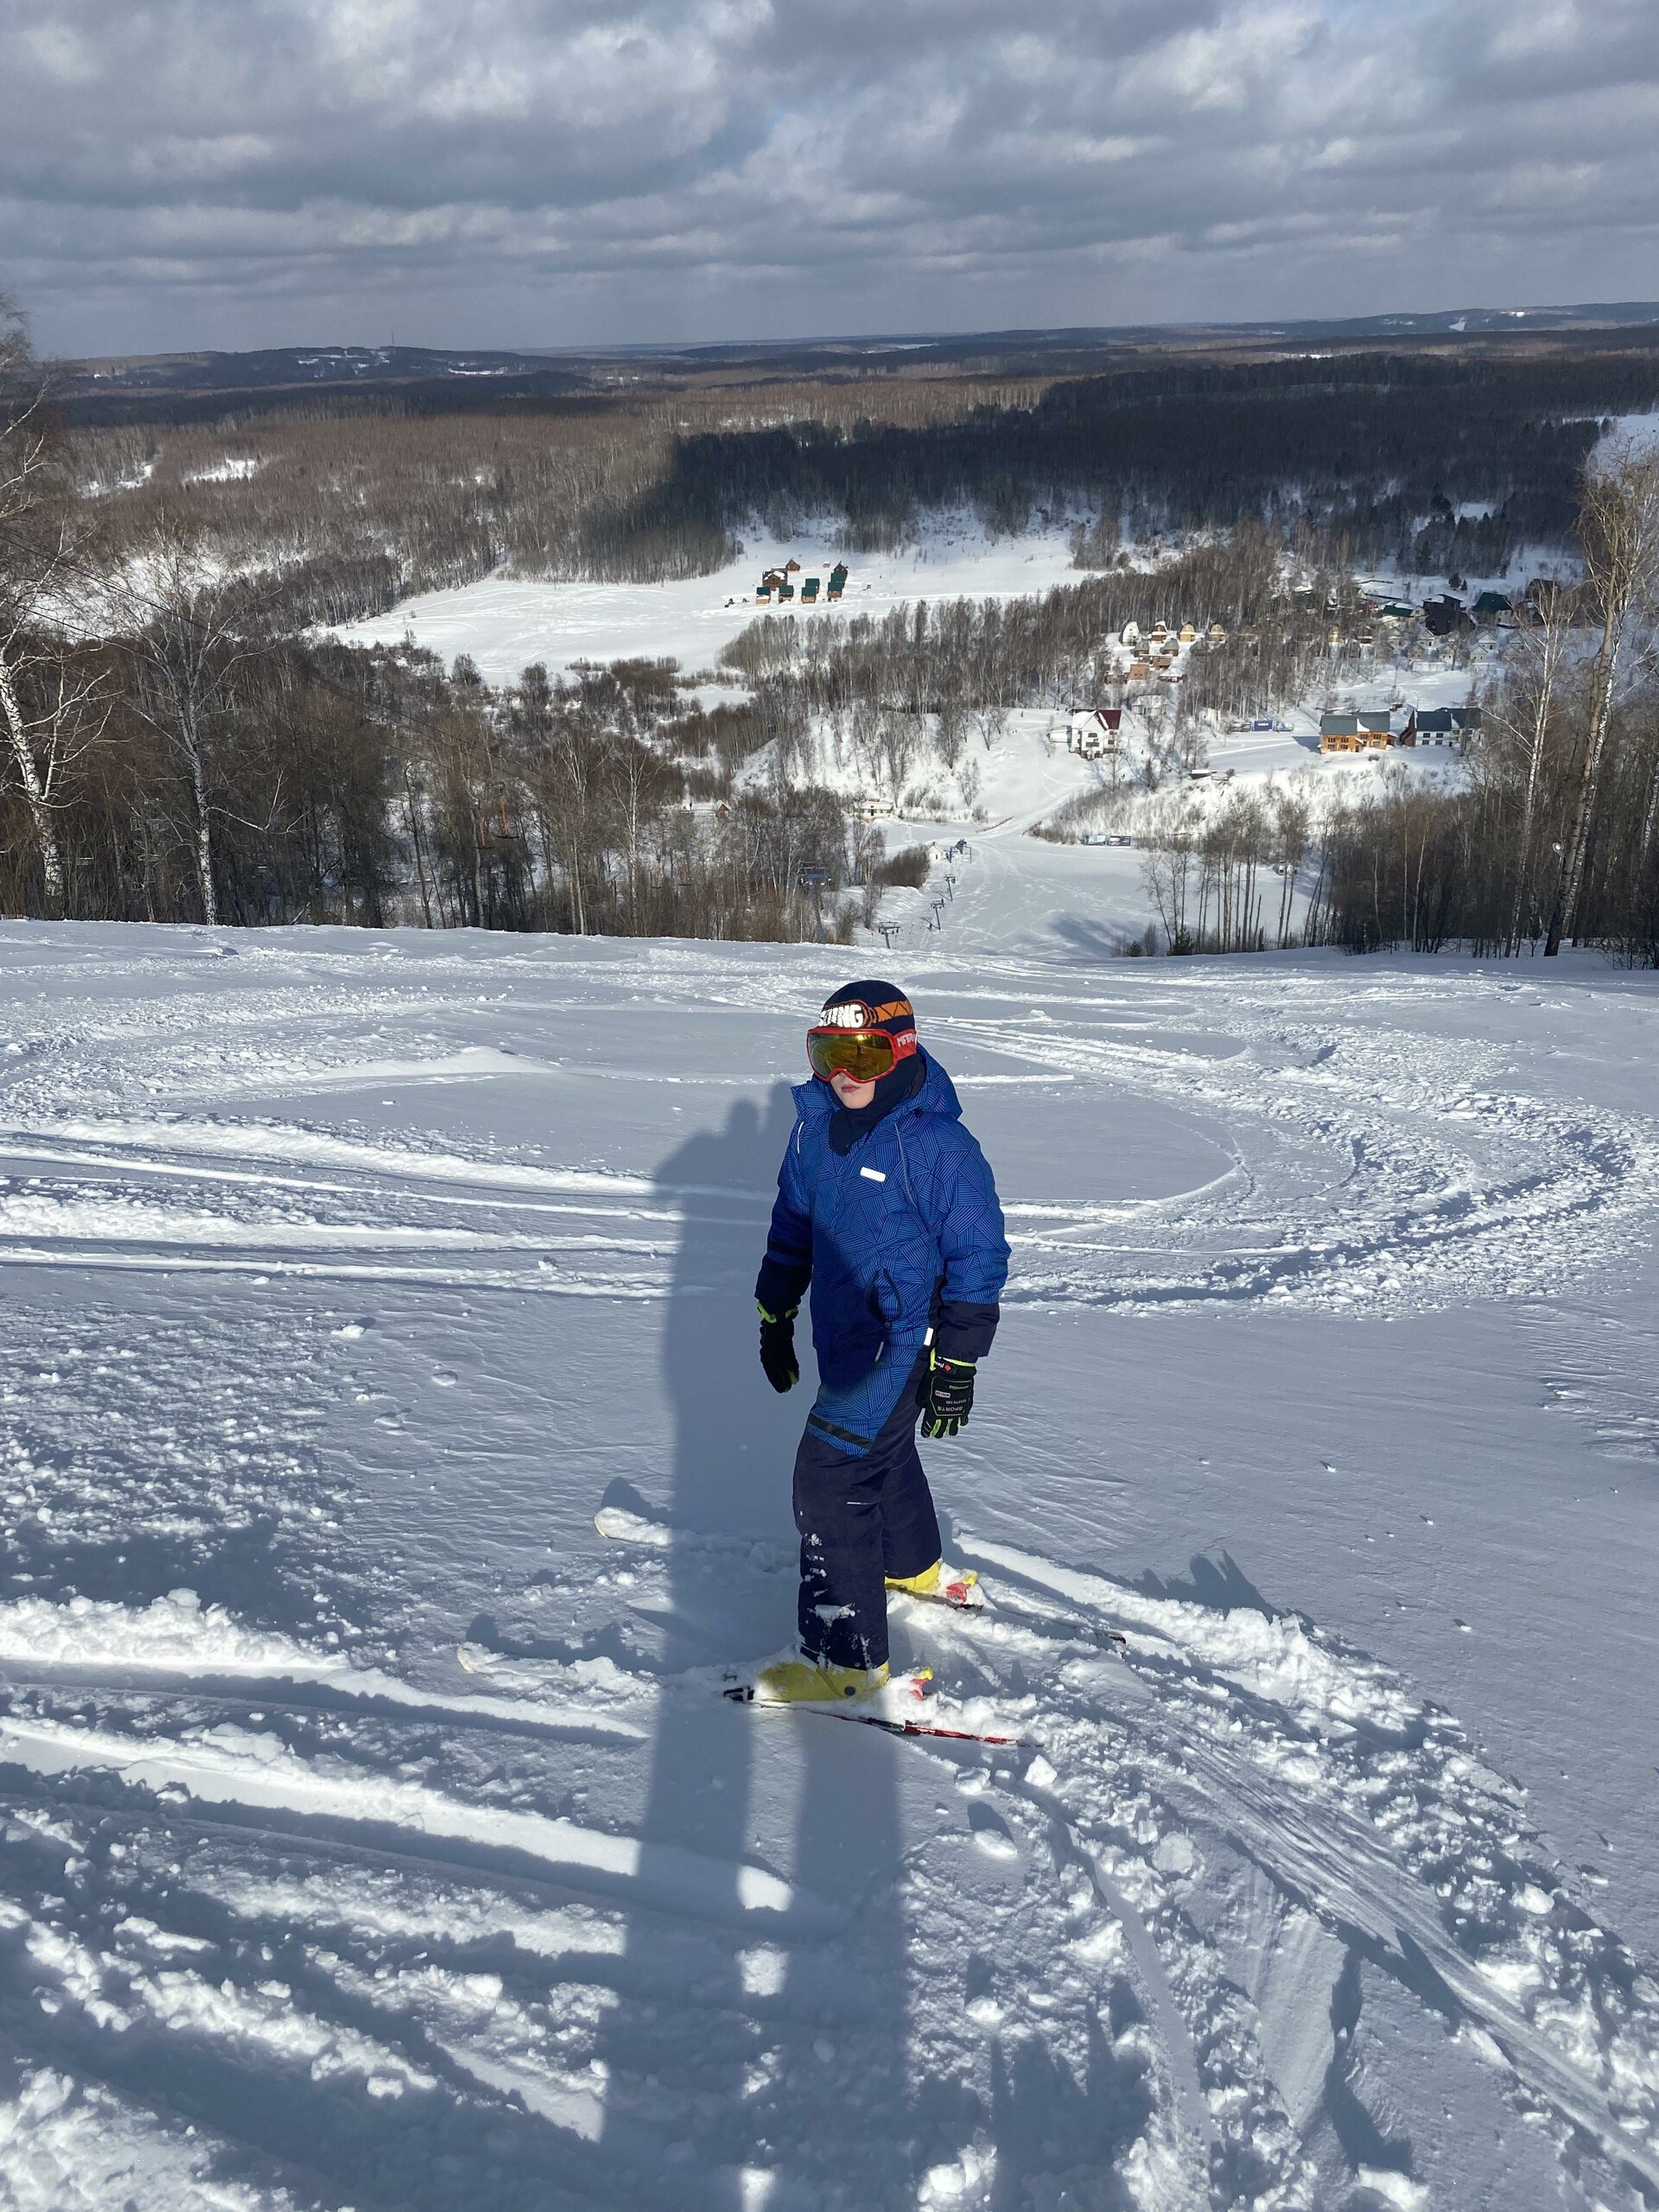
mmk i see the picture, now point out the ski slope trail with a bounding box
[0,928,1653,1319]
[1,918,1657,2209]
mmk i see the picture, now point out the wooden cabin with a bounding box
[1320,711,1395,753]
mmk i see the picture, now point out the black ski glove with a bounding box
[920,1350,976,1438]
[758,1302,800,1393]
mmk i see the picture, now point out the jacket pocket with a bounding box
[867,1268,903,1326]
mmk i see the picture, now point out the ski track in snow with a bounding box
[0,953,1653,1318]
[1,925,1658,2208]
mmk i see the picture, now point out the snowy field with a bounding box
[3,863,1659,2210]
[331,525,1086,683]
[1598,412,1659,457]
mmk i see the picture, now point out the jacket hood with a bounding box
[792,1046,962,1125]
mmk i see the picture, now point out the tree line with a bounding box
[3,299,902,936]
[0,604,898,940]
[1309,442,1659,962]
[53,346,1659,638]
[8,283,1659,958]
[63,371,1057,629]
[1112,444,1659,963]
[646,353,1659,574]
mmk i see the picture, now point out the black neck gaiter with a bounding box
[828,1051,926,1156]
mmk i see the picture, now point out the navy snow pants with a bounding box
[793,1351,939,1671]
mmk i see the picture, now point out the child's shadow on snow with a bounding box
[654,1083,804,1533]
[600,1082,804,1670]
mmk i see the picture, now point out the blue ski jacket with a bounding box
[755,1052,1009,1456]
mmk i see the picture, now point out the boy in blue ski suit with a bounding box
[753,982,1009,1700]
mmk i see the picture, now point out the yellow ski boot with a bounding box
[884,1559,983,1611]
[751,1656,890,1704]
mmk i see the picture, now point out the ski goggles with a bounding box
[806,998,918,1083]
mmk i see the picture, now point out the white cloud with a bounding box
[19,22,101,85]
[0,0,1656,353]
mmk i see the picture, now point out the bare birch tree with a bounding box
[0,295,108,915]
[1546,441,1659,955]
[102,513,271,927]
[1481,581,1575,953]
[1138,796,1198,948]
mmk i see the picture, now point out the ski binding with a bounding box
[723,1664,1021,1745]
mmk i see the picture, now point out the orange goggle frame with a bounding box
[806,1025,918,1083]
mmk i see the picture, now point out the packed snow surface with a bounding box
[3,857,1659,2209]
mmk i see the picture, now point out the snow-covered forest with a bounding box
[6,293,1659,963]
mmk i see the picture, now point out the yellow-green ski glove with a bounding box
[920,1350,976,1438]
[758,1302,800,1393]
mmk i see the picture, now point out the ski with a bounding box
[455,1642,1020,1745]
[722,1666,1022,1745]
[594,1505,987,1611]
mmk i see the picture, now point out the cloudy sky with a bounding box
[3,0,1656,358]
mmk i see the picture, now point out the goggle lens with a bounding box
[806,1028,897,1083]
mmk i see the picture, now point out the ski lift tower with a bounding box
[799,867,830,944]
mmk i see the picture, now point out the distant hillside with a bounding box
[1268,301,1659,338]
[57,343,580,392]
[46,346,592,426]
[42,303,1659,427]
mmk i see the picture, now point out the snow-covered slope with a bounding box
[786,697,1482,953]
[1,906,1657,2211]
